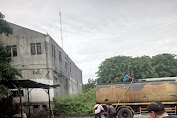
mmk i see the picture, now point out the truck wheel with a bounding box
[117,108,133,118]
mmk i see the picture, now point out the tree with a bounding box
[83,78,96,92]
[152,53,177,77]
[0,12,20,95]
[131,56,156,79]
[0,12,13,36]
[96,54,177,84]
[0,44,21,80]
[97,56,132,83]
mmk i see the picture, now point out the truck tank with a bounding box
[96,81,177,104]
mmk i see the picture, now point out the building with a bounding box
[0,22,82,113]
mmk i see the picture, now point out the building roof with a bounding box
[0,80,60,89]
[8,22,46,36]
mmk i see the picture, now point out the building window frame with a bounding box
[12,45,17,56]
[65,57,68,70]
[51,45,55,58]
[12,90,24,97]
[6,46,11,57]
[6,45,17,57]
[30,43,36,55]
[33,105,40,109]
[65,62,67,70]
[36,43,42,54]
[59,51,62,62]
[70,62,72,73]
[30,43,42,55]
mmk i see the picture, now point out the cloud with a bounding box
[1,0,177,83]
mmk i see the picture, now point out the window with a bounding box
[51,45,55,58]
[30,43,36,55]
[36,43,41,54]
[65,79,68,90]
[65,62,67,70]
[54,48,55,58]
[70,62,72,73]
[65,57,67,70]
[12,45,17,56]
[33,105,39,109]
[59,51,62,62]
[42,105,47,109]
[12,90,24,97]
[30,43,42,55]
[6,45,17,57]
[6,46,11,57]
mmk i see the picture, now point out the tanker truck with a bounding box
[96,77,177,118]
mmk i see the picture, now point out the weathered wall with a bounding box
[0,22,82,104]
[48,36,83,96]
[0,23,54,104]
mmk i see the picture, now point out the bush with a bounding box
[53,88,96,116]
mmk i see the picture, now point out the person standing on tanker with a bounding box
[123,72,134,82]
[94,104,105,118]
[147,102,177,118]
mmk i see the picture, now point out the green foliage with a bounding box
[0,37,20,81]
[97,53,177,84]
[83,78,96,92]
[0,85,11,95]
[0,61,21,80]
[0,12,20,95]
[53,88,96,116]
[0,12,13,36]
[0,42,10,62]
[152,53,177,77]
[131,56,155,79]
[0,43,21,95]
[97,56,132,83]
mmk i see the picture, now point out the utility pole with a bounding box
[59,12,63,49]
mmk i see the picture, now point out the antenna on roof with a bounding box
[59,12,63,49]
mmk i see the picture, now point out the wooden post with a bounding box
[48,89,51,118]
[19,85,23,118]
[27,88,31,118]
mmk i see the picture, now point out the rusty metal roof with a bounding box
[0,80,60,89]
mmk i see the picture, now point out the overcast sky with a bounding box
[1,0,177,83]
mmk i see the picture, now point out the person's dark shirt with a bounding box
[105,102,112,112]
[107,105,116,115]
[163,116,177,118]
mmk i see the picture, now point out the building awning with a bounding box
[0,79,60,89]
[0,79,60,118]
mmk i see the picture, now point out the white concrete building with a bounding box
[0,22,82,113]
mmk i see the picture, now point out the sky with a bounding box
[1,0,177,84]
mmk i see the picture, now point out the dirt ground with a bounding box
[56,114,150,118]
[31,110,150,118]
[133,114,150,118]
